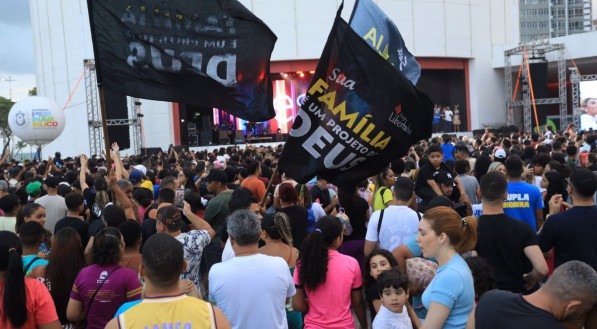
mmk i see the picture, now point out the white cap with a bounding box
[133,165,147,176]
[494,148,507,159]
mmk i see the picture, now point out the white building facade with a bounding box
[30,0,520,156]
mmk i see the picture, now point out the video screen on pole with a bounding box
[579,81,597,131]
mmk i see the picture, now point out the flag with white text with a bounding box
[87,0,277,121]
[278,15,433,190]
[349,0,421,85]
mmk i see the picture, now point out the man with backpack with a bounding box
[364,177,420,257]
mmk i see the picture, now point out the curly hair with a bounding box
[92,227,123,265]
[298,216,343,290]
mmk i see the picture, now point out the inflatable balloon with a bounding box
[8,96,66,145]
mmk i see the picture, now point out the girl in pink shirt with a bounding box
[293,216,368,329]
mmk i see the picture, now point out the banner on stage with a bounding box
[349,0,421,85]
[278,14,433,190]
[87,0,277,121]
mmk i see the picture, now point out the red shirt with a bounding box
[0,278,59,329]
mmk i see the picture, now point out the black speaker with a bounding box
[529,62,548,99]
[104,90,131,150]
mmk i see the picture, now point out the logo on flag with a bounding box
[278,13,433,190]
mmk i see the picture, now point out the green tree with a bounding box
[0,96,15,158]
[28,87,37,96]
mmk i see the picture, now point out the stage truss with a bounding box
[84,59,144,156]
[569,68,597,129]
[505,42,568,132]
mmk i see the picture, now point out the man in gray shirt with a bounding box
[455,159,480,204]
[35,176,67,233]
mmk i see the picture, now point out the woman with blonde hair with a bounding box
[259,212,302,329]
[417,206,477,329]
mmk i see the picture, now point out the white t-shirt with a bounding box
[310,202,326,220]
[533,175,546,194]
[216,154,230,163]
[472,203,483,217]
[372,305,413,329]
[209,254,295,329]
[580,113,597,131]
[444,110,453,122]
[365,205,420,252]
[221,238,235,262]
[35,194,68,233]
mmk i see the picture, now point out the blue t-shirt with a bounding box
[422,254,475,329]
[115,300,142,316]
[503,181,544,232]
[21,255,49,274]
[441,143,455,161]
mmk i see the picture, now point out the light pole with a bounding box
[1,76,16,100]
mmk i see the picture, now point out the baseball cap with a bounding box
[494,148,507,159]
[129,169,143,185]
[205,169,227,183]
[26,181,42,196]
[434,171,454,186]
[133,165,147,176]
[156,205,183,229]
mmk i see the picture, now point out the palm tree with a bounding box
[13,140,28,159]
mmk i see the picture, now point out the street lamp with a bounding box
[1,76,16,100]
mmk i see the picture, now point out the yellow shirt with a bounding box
[372,187,393,212]
[117,294,215,329]
[140,179,154,192]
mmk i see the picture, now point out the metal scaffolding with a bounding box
[504,41,568,132]
[84,60,102,156]
[570,68,597,129]
[85,59,144,156]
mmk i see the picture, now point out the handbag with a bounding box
[406,258,438,293]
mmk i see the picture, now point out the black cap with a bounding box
[205,169,227,183]
[434,171,454,186]
[156,205,183,225]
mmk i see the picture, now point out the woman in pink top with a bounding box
[293,216,368,329]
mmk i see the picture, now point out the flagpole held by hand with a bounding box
[260,166,278,209]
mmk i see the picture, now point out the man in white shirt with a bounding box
[443,107,453,132]
[209,210,295,329]
[364,178,420,257]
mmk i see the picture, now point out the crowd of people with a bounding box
[0,126,596,329]
[433,105,462,133]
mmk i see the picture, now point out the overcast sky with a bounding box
[0,0,35,101]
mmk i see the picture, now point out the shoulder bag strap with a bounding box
[85,266,121,319]
[376,209,385,238]
[379,187,388,206]
[24,256,41,273]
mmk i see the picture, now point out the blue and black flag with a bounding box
[349,0,421,85]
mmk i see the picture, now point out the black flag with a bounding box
[87,0,277,122]
[278,15,433,190]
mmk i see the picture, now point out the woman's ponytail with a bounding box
[298,216,343,290]
[0,232,27,327]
